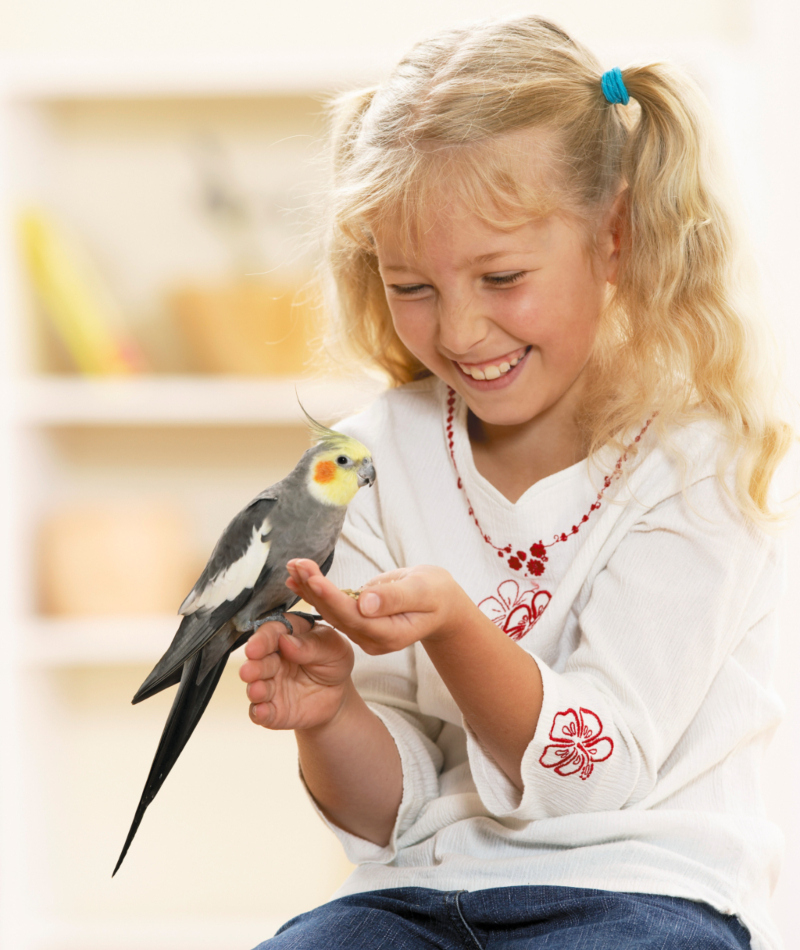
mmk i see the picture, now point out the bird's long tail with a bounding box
[112,648,230,876]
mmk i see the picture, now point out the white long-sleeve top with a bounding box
[313,377,785,950]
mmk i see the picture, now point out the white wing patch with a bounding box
[180,517,271,615]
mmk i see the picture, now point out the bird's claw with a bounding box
[285,609,322,628]
[251,611,295,636]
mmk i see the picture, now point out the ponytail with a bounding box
[587,62,793,523]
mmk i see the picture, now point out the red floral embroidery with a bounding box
[539,708,614,780]
[478,579,551,641]
[527,559,545,576]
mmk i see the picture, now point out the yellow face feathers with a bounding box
[306,437,374,507]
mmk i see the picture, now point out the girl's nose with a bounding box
[437,294,489,357]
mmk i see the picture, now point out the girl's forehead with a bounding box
[373,209,558,269]
[368,131,568,258]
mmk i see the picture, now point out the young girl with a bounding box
[240,15,792,950]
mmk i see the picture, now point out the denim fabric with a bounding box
[252,885,751,949]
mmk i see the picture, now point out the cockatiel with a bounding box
[113,415,375,875]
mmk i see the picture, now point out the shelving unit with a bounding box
[0,55,387,950]
[22,615,179,667]
[20,374,385,426]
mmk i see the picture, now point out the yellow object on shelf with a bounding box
[168,279,316,375]
[18,208,145,375]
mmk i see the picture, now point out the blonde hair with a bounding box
[320,15,794,525]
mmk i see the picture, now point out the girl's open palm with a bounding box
[239,614,355,732]
[284,559,474,655]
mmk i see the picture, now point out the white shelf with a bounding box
[23,614,183,666]
[19,374,386,426]
[0,51,391,100]
[23,614,276,667]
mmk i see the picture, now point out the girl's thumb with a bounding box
[279,630,307,656]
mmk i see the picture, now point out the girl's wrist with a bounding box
[294,675,363,739]
[424,583,479,645]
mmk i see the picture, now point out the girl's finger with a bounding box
[357,573,436,618]
[250,701,273,726]
[287,558,320,584]
[243,619,287,661]
[286,577,301,595]
[288,563,362,620]
[246,674,276,704]
[278,623,354,673]
[239,650,280,684]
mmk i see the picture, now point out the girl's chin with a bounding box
[463,399,542,430]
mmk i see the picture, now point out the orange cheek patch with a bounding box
[313,460,337,484]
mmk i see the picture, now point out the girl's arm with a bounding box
[285,562,543,789]
[240,616,403,845]
[421,609,544,789]
[294,681,403,846]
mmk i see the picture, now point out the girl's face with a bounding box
[375,200,620,436]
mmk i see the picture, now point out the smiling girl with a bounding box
[240,16,792,950]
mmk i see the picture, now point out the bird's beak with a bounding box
[357,458,376,488]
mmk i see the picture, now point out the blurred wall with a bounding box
[0,0,752,54]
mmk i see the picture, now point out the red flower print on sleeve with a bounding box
[538,708,614,780]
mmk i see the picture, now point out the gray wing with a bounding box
[193,545,338,683]
[179,493,278,615]
[132,495,277,704]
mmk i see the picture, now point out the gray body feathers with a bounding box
[133,449,346,704]
[113,438,372,876]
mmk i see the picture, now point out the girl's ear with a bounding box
[604,187,629,286]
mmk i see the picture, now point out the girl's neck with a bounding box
[467,409,588,504]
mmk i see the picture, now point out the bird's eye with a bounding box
[336,455,350,466]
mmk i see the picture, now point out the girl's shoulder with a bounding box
[611,413,733,503]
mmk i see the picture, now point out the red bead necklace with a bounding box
[445,387,654,581]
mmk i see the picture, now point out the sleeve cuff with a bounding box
[302,701,443,865]
[464,656,638,820]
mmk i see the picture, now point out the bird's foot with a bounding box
[248,611,294,636]
[285,610,323,628]
[249,610,323,636]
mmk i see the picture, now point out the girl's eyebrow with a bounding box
[380,263,422,273]
[381,250,525,273]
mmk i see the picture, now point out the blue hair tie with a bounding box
[601,67,629,105]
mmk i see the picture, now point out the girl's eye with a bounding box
[484,271,526,286]
[388,283,429,297]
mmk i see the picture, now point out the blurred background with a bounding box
[0,1,797,948]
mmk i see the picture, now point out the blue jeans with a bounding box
[252,886,751,949]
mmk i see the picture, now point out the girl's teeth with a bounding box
[458,351,525,380]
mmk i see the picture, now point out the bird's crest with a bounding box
[298,399,355,454]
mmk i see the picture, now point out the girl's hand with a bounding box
[239,613,355,731]
[285,559,474,655]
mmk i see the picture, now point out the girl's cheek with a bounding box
[391,311,434,356]
[493,285,540,323]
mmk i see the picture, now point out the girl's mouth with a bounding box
[454,346,532,388]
